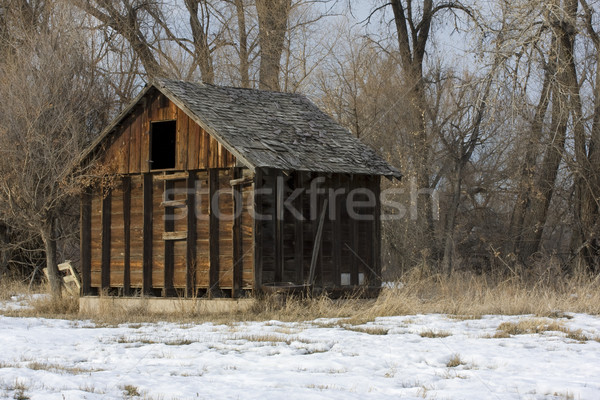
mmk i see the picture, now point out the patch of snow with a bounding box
[0,298,599,399]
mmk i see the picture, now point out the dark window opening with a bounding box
[151,121,176,170]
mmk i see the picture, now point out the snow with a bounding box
[0,299,599,399]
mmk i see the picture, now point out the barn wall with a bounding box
[82,168,255,297]
[101,89,236,174]
[254,169,381,289]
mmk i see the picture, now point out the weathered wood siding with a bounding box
[254,169,381,288]
[84,168,255,297]
[100,89,235,174]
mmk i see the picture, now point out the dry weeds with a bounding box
[1,267,600,324]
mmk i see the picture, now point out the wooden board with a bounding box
[96,90,237,175]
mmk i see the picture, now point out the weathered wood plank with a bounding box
[162,231,188,240]
[232,168,242,297]
[176,108,188,170]
[123,177,131,295]
[80,188,92,295]
[295,172,304,283]
[275,171,284,283]
[373,176,382,286]
[187,171,196,297]
[333,174,342,286]
[209,169,219,296]
[187,117,199,171]
[143,174,153,293]
[154,172,189,181]
[350,177,359,286]
[253,168,263,291]
[101,190,111,290]
[163,179,174,296]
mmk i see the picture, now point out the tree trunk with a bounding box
[390,0,437,261]
[442,164,462,275]
[235,0,250,88]
[516,2,573,262]
[573,0,600,273]
[508,70,552,255]
[256,0,291,91]
[185,0,214,84]
[40,218,61,298]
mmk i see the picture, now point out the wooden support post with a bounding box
[308,198,328,288]
[333,175,342,286]
[101,189,112,291]
[253,168,263,293]
[350,176,359,286]
[294,172,304,283]
[143,173,153,295]
[186,171,197,298]
[163,180,175,296]
[80,188,92,296]
[373,176,382,286]
[123,177,131,296]
[209,169,220,297]
[274,171,284,282]
[232,168,243,298]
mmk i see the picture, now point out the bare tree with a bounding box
[256,0,291,90]
[0,3,111,296]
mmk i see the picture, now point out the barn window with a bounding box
[150,121,176,170]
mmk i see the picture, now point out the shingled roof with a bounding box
[88,78,401,178]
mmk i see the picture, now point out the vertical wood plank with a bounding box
[176,108,188,170]
[101,190,112,291]
[186,171,197,297]
[209,169,219,296]
[350,176,359,286]
[253,168,263,292]
[164,180,174,296]
[294,172,304,283]
[119,125,130,174]
[274,171,283,283]
[123,177,131,296]
[143,174,153,294]
[333,174,342,286]
[80,188,92,295]
[187,117,199,171]
[232,168,243,297]
[141,102,151,173]
[373,176,382,286]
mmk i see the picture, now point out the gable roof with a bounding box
[85,78,401,179]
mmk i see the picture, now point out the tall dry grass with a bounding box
[2,264,599,324]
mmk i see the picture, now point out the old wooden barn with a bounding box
[78,79,401,300]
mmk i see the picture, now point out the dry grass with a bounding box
[342,325,389,335]
[0,278,32,301]
[2,267,600,325]
[446,353,464,368]
[420,329,451,338]
[493,317,599,342]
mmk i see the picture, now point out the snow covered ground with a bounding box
[0,298,599,399]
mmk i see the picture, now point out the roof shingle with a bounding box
[155,79,401,178]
